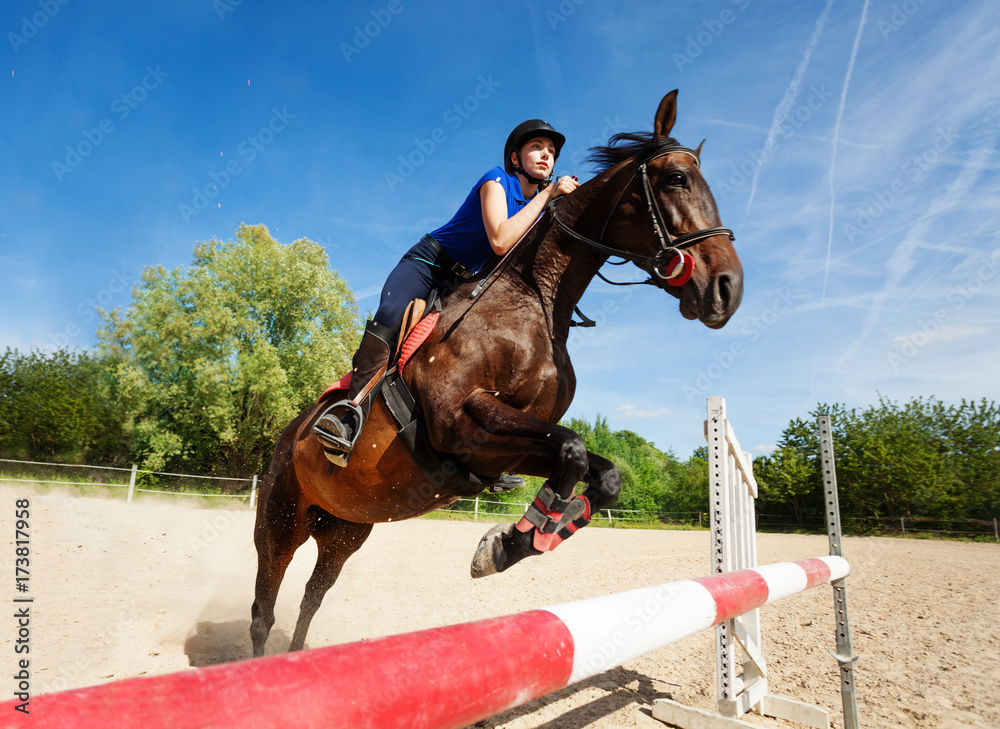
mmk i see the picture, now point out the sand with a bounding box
[2,484,998,728]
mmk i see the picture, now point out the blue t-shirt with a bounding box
[430,166,529,273]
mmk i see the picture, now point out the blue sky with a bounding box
[3,1,998,460]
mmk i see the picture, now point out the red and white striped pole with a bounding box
[2,557,848,729]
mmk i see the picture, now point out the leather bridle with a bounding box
[548,144,735,286]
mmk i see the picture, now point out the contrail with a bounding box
[821,0,870,313]
[745,0,836,215]
[809,0,870,399]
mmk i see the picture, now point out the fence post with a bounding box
[994,518,998,543]
[474,496,479,521]
[900,517,906,536]
[249,475,258,509]
[127,464,137,503]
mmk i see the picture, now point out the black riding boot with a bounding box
[313,320,395,466]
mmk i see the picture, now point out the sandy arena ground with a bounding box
[1,484,998,728]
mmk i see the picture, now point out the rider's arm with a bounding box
[480,176,578,255]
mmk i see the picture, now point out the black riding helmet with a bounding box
[504,119,566,184]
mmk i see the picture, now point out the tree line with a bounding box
[754,398,1000,527]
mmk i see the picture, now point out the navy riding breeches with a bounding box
[373,234,467,330]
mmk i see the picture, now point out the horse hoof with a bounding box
[470,523,514,578]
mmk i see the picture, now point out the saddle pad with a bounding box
[316,311,439,404]
[317,371,352,405]
[397,310,439,373]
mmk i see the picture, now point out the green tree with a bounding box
[98,224,360,477]
[665,452,710,518]
[755,445,816,524]
[563,415,685,516]
[0,348,126,463]
[935,398,1000,519]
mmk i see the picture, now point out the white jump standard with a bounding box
[655,397,861,729]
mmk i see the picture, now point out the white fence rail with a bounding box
[446,496,669,525]
[0,458,258,507]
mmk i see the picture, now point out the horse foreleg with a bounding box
[459,393,601,577]
[470,449,621,578]
[580,450,622,511]
[288,511,373,652]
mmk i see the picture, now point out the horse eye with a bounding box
[666,171,686,187]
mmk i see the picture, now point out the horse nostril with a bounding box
[715,271,744,315]
[716,273,732,310]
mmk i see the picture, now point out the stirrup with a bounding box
[489,473,526,493]
[312,400,365,467]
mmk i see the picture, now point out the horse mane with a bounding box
[585,132,680,173]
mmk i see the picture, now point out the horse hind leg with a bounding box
[250,530,305,657]
[250,468,311,658]
[288,508,373,652]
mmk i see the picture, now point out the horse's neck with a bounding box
[512,173,619,341]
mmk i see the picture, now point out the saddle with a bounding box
[317,294,502,495]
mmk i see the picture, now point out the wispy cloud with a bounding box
[616,404,671,418]
[892,324,992,347]
[821,0,870,315]
[836,137,998,368]
[699,118,881,149]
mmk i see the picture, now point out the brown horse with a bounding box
[250,90,743,657]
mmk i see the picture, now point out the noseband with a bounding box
[548,145,734,287]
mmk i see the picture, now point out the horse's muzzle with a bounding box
[681,267,743,329]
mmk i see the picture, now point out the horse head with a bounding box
[586,90,743,329]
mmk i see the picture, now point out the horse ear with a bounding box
[654,90,679,138]
[695,139,705,157]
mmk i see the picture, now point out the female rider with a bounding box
[314,119,579,466]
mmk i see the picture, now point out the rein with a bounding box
[548,145,734,287]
